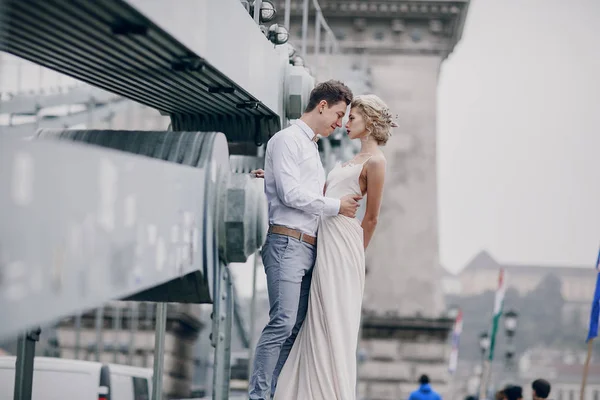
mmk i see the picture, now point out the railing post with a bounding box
[151,303,167,400]
[247,249,261,379]
[314,11,322,73]
[94,306,104,362]
[212,265,233,400]
[301,0,309,59]
[74,312,82,359]
[253,0,262,24]
[284,0,291,30]
[128,303,138,365]
[113,304,122,363]
[13,327,41,400]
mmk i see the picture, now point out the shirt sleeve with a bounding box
[270,135,341,217]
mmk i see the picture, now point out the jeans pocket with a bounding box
[263,234,292,269]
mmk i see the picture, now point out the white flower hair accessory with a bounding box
[383,108,399,128]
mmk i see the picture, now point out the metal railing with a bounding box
[300,0,340,59]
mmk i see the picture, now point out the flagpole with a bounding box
[449,309,463,400]
[581,247,600,400]
[479,268,506,400]
[448,309,463,374]
[580,338,593,400]
[449,376,456,400]
[479,360,491,400]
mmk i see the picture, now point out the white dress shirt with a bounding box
[264,120,341,236]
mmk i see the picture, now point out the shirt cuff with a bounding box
[323,197,341,217]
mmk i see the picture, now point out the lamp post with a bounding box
[504,310,518,338]
[447,305,460,320]
[479,332,490,363]
[503,310,518,373]
[504,346,515,368]
[477,332,490,398]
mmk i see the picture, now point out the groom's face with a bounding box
[318,100,347,137]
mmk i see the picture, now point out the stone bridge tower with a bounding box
[279,1,470,398]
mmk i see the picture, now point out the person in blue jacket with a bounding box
[409,375,442,400]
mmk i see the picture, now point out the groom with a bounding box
[249,80,362,400]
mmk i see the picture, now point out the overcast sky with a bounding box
[1,0,598,297]
[437,0,600,273]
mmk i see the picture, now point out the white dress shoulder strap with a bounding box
[359,154,373,165]
[341,153,372,168]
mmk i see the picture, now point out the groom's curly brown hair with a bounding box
[305,80,353,113]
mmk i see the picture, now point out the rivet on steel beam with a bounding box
[208,86,236,94]
[111,21,148,36]
[171,56,206,72]
[236,101,259,109]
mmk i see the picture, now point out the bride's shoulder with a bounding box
[366,152,386,168]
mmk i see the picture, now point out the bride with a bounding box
[255,94,396,399]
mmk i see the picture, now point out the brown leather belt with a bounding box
[268,225,317,246]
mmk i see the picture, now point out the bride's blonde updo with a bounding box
[350,94,397,146]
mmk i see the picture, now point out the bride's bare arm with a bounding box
[361,157,386,249]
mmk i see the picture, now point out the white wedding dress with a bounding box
[273,155,371,400]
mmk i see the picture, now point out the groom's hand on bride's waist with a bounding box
[339,194,362,218]
[251,169,265,178]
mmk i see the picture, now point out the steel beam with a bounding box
[0,135,211,340]
[124,0,286,116]
[0,86,117,115]
[0,99,131,137]
[0,0,285,141]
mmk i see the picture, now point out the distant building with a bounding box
[447,250,593,327]
[442,268,462,296]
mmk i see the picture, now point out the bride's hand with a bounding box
[251,169,265,179]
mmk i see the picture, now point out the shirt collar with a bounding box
[293,119,319,143]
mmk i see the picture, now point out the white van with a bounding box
[0,356,152,400]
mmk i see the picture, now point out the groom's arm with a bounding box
[270,135,340,217]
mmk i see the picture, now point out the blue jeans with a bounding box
[249,233,317,400]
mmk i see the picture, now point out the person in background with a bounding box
[408,375,442,400]
[504,385,523,400]
[532,379,551,400]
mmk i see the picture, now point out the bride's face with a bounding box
[345,108,367,140]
